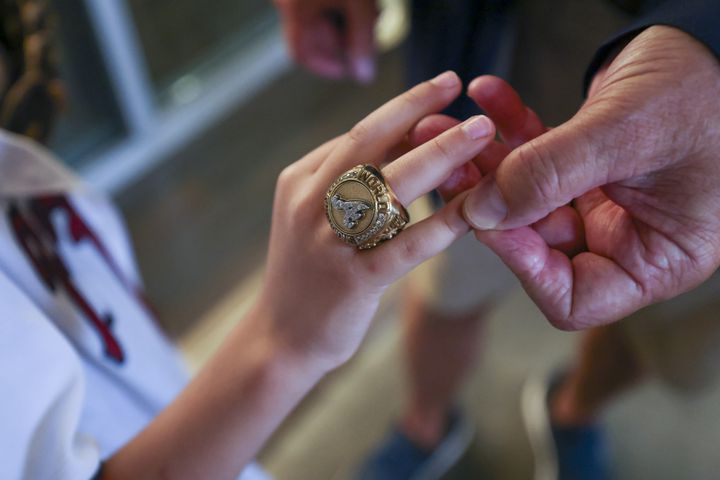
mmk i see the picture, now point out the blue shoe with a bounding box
[522,371,611,480]
[356,411,474,480]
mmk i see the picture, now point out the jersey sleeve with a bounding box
[0,269,100,480]
[584,0,720,92]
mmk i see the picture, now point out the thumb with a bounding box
[462,110,632,230]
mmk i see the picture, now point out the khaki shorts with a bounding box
[408,196,518,315]
[621,272,720,393]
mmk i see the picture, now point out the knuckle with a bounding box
[562,297,608,331]
[400,86,425,111]
[361,253,388,278]
[438,214,458,239]
[365,255,385,276]
[430,135,453,162]
[347,120,371,146]
[398,235,426,265]
[515,142,563,204]
[546,313,578,332]
[436,207,465,240]
[540,284,580,330]
[276,164,296,188]
[299,190,323,222]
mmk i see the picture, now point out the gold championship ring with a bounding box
[325,165,410,250]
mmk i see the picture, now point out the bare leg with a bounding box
[399,285,489,449]
[551,324,645,427]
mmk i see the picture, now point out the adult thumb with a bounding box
[462,111,629,230]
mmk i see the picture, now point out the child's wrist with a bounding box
[245,299,338,383]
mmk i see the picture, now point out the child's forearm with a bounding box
[102,302,325,480]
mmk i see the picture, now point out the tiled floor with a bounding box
[118,0,720,478]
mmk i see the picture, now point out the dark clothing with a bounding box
[407,0,518,119]
[585,0,720,91]
[408,0,719,109]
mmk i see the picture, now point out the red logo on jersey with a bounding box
[8,195,130,363]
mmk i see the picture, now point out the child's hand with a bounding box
[255,71,498,371]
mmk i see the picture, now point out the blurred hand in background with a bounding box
[274,0,379,83]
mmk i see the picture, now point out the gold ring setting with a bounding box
[325,165,410,249]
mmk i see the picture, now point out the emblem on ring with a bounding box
[331,195,371,229]
[325,164,410,249]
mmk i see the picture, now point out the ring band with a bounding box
[325,164,410,249]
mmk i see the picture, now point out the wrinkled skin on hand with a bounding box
[461,26,720,329]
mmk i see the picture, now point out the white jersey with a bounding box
[0,131,268,480]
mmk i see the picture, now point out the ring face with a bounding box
[325,165,409,249]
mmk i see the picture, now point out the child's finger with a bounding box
[365,192,470,282]
[320,71,462,182]
[382,115,495,206]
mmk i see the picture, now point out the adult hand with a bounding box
[274,0,378,82]
[462,26,720,329]
[259,71,497,370]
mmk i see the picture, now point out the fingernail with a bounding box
[354,56,375,84]
[461,115,492,140]
[430,70,459,88]
[463,179,508,230]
